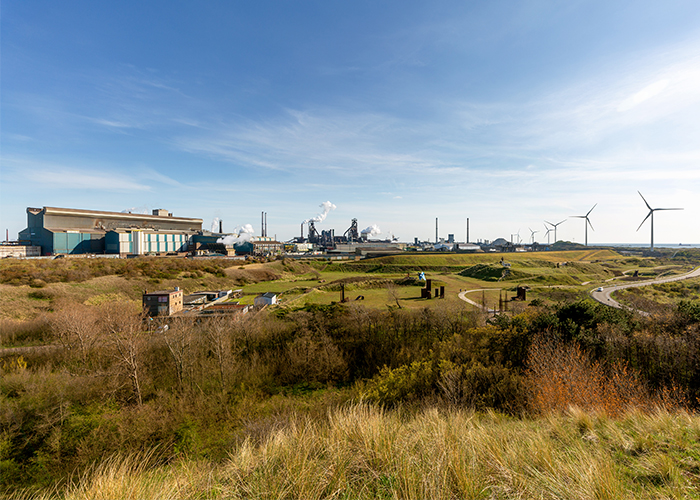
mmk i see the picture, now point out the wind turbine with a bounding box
[528,227,539,245]
[543,223,553,245]
[636,192,683,250]
[571,204,596,247]
[544,219,566,244]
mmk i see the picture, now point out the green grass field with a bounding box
[1,249,697,320]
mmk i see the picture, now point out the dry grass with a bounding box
[12,404,700,500]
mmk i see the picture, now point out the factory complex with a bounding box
[9,205,409,258]
[6,205,543,259]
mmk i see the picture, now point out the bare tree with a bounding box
[161,317,195,392]
[205,316,233,393]
[386,282,402,309]
[100,302,145,406]
[50,301,99,365]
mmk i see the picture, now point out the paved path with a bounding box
[458,289,499,313]
[590,266,700,316]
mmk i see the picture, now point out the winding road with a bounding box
[590,266,700,316]
[457,266,700,317]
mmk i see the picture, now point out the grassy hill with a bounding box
[13,406,700,500]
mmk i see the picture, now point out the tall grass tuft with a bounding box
[11,404,700,499]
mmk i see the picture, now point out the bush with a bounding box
[362,361,437,405]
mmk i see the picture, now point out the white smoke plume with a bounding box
[361,224,382,237]
[211,217,221,233]
[303,201,336,224]
[122,207,149,214]
[217,224,255,246]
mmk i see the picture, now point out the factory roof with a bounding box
[28,206,203,224]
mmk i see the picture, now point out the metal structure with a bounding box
[343,218,359,243]
[528,227,538,245]
[636,191,683,250]
[543,222,553,245]
[544,219,566,245]
[571,204,597,247]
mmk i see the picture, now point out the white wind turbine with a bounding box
[544,219,566,245]
[529,227,539,245]
[636,191,683,250]
[571,204,596,247]
[543,223,553,245]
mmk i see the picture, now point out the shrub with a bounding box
[525,335,686,416]
[362,361,437,405]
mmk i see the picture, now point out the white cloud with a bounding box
[617,79,670,112]
[2,157,151,191]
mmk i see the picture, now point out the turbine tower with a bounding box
[528,227,539,245]
[544,219,566,245]
[571,204,596,247]
[543,223,553,245]
[636,191,683,250]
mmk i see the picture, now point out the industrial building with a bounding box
[19,206,203,255]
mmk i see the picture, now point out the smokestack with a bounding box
[301,222,304,240]
[265,212,267,237]
[219,220,223,234]
[466,218,469,244]
[261,212,264,237]
[435,218,438,244]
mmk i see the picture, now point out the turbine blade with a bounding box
[638,191,652,211]
[587,217,594,231]
[636,210,652,231]
[556,219,566,226]
[586,203,597,217]
[655,208,684,211]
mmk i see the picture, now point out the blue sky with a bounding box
[2,1,700,244]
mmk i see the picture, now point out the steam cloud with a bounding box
[217,224,255,246]
[361,224,381,237]
[122,207,148,215]
[303,201,336,224]
[211,217,221,233]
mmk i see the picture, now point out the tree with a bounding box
[100,302,145,405]
[50,301,99,366]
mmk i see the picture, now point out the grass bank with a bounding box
[13,404,700,500]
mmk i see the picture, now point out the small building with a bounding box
[454,243,481,252]
[143,288,184,316]
[200,304,250,317]
[254,292,278,307]
[0,244,41,258]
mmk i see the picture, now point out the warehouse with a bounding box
[19,206,203,255]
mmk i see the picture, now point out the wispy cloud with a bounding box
[3,157,151,191]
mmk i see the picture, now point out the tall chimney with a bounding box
[466,218,469,244]
[264,212,267,237]
[261,212,264,237]
[219,220,223,234]
[301,222,304,240]
[435,218,438,244]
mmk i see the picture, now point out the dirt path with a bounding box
[458,289,499,313]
